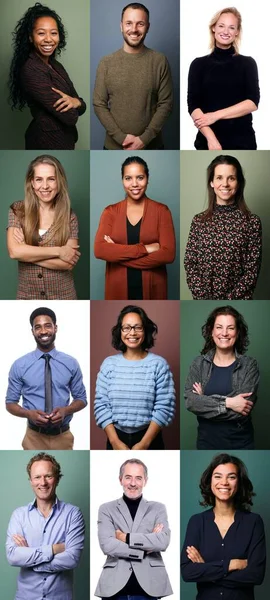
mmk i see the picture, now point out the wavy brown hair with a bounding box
[200,155,250,221]
[199,453,255,510]
[201,305,249,355]
[10,155,71,246]
[209,7,242,53]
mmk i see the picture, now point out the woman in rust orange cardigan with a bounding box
[94,156,176,300]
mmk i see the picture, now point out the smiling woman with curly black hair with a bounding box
[8,2,86,149]
[184,305,260,450]
[181,453,266,600]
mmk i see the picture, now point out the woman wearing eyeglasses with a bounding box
[94,305,176,450]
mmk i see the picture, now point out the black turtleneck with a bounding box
[188,46,260,149]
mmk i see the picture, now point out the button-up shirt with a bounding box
[6,498,85,600]
[181,508,266,600]
[6,348,87,427]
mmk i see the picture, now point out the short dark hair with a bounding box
[112,305,157,352]
[199,453,255,510]
[201,154,250,220]
[30,307,57,327]
[119,458,148,479]
[27,452,63,483]
[121,155,149,179]
[201,305,249,355]
[121,3,150,21]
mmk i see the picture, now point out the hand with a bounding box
[122,134,145,150]
[226,394,253,416]
[229,558,248,571]
[193,382,203,395]
[52,88,81,112]
[28,409,51,426]
[153,523,164,533]
[145,242,160,254]
[52,543,65,555]
[13,534,28,547]
[13,228,25,244]
[59,243,80,265]
[49,407,67,424]
[104,235,115,244]
[186,545,205,563]
[207,137,222,150]
[131,442,149,450]
[194,112,217,128]
[115,529,127,542]
[110,439,130,450]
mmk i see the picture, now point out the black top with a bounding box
[127,217,143,300]
[188,46,260,150]
[181,509,266,600]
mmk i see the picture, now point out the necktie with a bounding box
[42,354,53,414]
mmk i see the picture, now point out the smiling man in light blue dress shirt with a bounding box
[6,452,85,600]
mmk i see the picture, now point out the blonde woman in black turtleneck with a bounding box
[187,7,260,150]
[184,155,262,300]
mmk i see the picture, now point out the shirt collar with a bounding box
[34,347,57,360]
[29,496,59,512]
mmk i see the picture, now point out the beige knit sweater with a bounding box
[93,47,173,149]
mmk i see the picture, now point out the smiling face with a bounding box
[213,12,239,49]
[211,462,238,504]
[120,7,149,53]
[210,164,238,205]
[31,163,58,204]
[122,162,148,202]
[30,16,60,61]
[32,315,57,351]
[30,460,58,503]
[212,314,238,352]
[120,312,145,351]
[120,462,147,499]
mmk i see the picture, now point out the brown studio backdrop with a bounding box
[90,300,180,449]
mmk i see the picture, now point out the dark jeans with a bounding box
[106,427,165,450]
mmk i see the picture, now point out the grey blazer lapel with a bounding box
[116,497,133,530]
[132,497,149,532]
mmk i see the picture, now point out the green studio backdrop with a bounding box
[90,150,180,300]
[0,150,90,299]
[0,0,89,150]
[180,300,270,449]
[0,450,89,600]
[181,450,270,600]
[180,151,270,300]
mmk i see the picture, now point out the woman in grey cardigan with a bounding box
[184,305,259,449]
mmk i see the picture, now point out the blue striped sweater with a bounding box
[94,352,176,430]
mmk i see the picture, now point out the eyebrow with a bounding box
[213,471,237,475]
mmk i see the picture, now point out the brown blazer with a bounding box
[20,52,86,149]
[94,197,176,299]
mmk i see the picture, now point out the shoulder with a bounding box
[236,54,258,68]
[103,201,125,214]
[145,499,167,511]
[99,354,122,370]
[189,354,206,368]
[9,200,24,212]
[58,501,83,516]
[190,212,206,224]
[98,499,118,512]
[54,350,81,369]
[146,353,171,373]
[238,510,264,527]
[238,355,258,369]
[10,504,29,518]
[70,209,78,222]
[97,49,123,66]
[10,351,37,370]
[146,198,172,215]
[145,48,168,64]
[187,509,211,527]
[21,53,45,75]
[248,213,262,228]
[189,55,210,69]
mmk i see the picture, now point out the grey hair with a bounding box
[119,458,148,479]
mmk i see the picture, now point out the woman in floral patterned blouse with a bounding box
[184,155,262,300]
[7,154,80,299]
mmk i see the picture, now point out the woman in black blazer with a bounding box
[8,3,86,150]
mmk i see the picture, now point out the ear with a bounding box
[120,21,123,33]
[55,324,58,333]
[210,181,214,188]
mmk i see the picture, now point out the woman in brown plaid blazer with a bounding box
[8,3,86,150]
[7,155,80,299]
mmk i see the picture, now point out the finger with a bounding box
[52,87,63,95]
[53,97,66,108]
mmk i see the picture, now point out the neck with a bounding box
[216,198,235,206]
[36,497,56,515]
[214,348,235,365]
[214,499,236,517]
[39,201,55,212]
[123,42,145,55]
[124,347,147,360]
[37,344,55,353]
[127,196,146,207]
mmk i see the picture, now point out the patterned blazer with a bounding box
[20,52,86,149]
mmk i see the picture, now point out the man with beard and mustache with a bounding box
[5,307,87,450]
[95,458,173,600]
[93,3,173,150]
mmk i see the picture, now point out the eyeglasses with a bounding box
[121,325,144,333]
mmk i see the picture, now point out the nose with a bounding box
[40,476,47,484]
[131,178,138,187]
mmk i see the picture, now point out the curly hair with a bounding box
[201,305,249,355]
[9,3,67,110]
[201,155,250,221]
[199,453,255,510]
[111,305,158,352]
[121,156,149,179]
[26,452,63,483]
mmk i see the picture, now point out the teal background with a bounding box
[0,150,90,299]
[180,301,270,449]
[180,151,270,300]
[0,450,89,600]
[90,150,180,299]
[0,0,89,149]
[181,450,270,599]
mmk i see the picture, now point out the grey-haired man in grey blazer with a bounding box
[95,458,173,599]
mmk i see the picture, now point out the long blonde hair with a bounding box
[13,155,71,245]
[209,7,242,54]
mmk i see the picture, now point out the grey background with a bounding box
[90,0,180,149]
[90,150,180,299]
[0,0,89,150]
